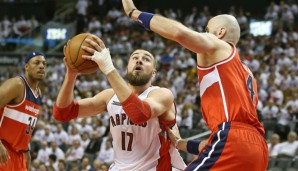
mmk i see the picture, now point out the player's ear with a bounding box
[152,69,157,78]
[24,63,29,72]
[217,27,226,39]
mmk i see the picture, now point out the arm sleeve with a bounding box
[52,101,79,122]
[121,93,152,124]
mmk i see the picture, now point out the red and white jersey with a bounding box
[197,44,264,135]
[0,76,41,151]
[107,86,185,171]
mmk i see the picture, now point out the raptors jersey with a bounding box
[0,76,41,151]
[107,86,184,171]
[197,44,264,135]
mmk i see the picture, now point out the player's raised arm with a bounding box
[53,48,112,122]
[121,0,218,54]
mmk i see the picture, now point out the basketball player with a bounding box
[53,37,186,170]
[121,1,269,170]
[0,52,46,171]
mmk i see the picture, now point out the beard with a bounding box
[125,71,153,86]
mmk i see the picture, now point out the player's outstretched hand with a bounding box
[81,35,115,75]
[0,142,9,165]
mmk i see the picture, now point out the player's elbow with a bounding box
[52,101,79,122]
[52,106,69,122]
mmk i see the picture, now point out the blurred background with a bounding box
[0,0,298,171]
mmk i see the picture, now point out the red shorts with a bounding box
[184,122,268,171]
[0,141,27,171]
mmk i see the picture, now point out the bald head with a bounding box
[208,14,240,45]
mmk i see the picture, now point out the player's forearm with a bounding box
[106,70,132,102]
[151,16,186,43]
[129,9,208,54]
[129,10,183,43]
[53,73,79,122]
[123,0,191,47]
[176,139,208,155]
[56,73,77,107]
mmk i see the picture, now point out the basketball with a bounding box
[64,33,99,74]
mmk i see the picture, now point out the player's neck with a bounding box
[24,75,39,92]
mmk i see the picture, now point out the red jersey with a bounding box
[197,44,264,135]
[0,76,41,152]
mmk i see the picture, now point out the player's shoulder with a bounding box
[2,76,24,87]
[149,87,174,98]
[101,88,115,98]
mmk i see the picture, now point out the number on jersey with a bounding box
[246,75,255,102]
[121,131,133,151]
[25,116,36,134]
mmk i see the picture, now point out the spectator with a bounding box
[96,139,114,165]
[28,15,39,31]
[79,156,92,170]
[268,133,281,158]
[275,105,292,141]
[85,131,102,162]
[54,123,68,151]
[57,159,66,171]
[67,125,82,145]
[90,160,102,171]
[41,125,55,143]
[31,159,41,171]
[65,140,84,163]
[262,99,279,121]
[48,154,58,170]
[87,16,102,37]
[36,140,50,164]
[79,118,93,136]
[75,0,89,34]
[92,118,106,137]
[47,141,65,160]
[80,132,90,150]
[106,5,122,20]
[276,131,298,158]
[39,163,48,171]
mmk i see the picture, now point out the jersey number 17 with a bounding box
[121,131,133,151]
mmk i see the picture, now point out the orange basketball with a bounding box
[64,33,99,74]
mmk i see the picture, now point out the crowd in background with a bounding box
[1,0,298,170]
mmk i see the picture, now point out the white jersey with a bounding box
[107,86,186,171]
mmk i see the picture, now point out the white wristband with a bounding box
[91,48,115,75]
